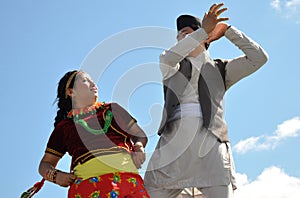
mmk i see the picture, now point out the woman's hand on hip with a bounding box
[132,143,146,169]
[56,171,76,187]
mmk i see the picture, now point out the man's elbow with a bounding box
[250,49,269,67]
[259,50,269,66]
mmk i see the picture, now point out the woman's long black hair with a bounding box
[54,70,78,127]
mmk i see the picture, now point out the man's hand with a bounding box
[202,3,229,35]
[206,23,229,44]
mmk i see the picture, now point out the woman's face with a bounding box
[71,72,98,107]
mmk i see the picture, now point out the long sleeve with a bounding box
[224,26,269,89]
[160,28,208,80]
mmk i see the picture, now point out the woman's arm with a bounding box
[39,153,76,187]
[128,123,148,147]
[127,123,148,169]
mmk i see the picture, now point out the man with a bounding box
[144,3,268,198]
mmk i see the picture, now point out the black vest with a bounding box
[158,58,229,141]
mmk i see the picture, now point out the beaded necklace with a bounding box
[67,102,113,135]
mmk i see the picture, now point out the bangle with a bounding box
[45,169,59,183]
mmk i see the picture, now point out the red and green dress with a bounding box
[46,102,149,198]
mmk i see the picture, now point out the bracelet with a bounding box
[45,169,59,183]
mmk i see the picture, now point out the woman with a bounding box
[32,70,149,197]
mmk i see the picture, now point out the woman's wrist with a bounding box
[134,142,144,151]
[45,169,60,183]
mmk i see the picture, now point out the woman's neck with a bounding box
[67,101,104,119]
[73,100,96,109]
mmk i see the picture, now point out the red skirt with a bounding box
[68,172,150,198]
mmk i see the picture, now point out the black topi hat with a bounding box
[176,14,202,31]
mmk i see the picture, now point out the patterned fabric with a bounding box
[73,153,138,180]
[68,172,150,198]
[45,103,137,170]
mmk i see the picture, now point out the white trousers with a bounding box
[144,117,236,198]
[146,183,234,198]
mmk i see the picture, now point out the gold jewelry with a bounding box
[65,71,78,98]
[45,169,60,183]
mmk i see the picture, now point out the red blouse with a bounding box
[45,103,136,170]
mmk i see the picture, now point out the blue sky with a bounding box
[1,0,300,197]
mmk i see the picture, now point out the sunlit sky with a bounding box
[1,1,300,197]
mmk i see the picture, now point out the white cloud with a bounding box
[270,0,300,23]
[233,117,300,154]
[275,117,300,138]
[286,0,300,7]
[271,0,300,9]
[271,0,281,11]
[233,136,261,154]
[235,166,300,198]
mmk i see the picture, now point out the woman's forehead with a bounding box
[76,72,92,79]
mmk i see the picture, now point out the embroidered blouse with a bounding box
[45,102,136,170]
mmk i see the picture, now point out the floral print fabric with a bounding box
[68,172,150,198]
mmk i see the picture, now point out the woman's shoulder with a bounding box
[101,102,132,117]
[55,118,74,130]
[102,102,123,110]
